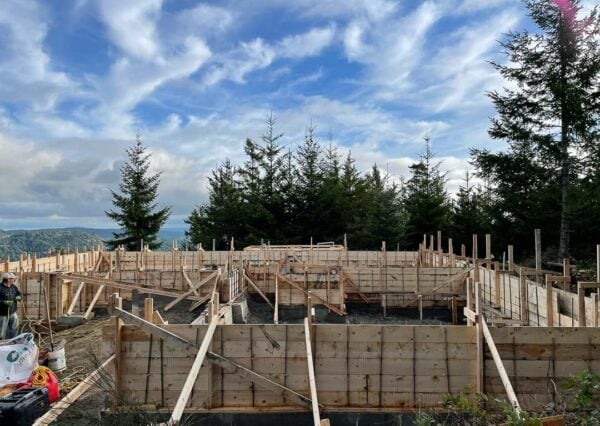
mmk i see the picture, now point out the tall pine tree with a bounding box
[404,136,451,247]
[106,134,171,250]
[473,0,600,260]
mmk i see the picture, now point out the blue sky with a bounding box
[0,0,594,229]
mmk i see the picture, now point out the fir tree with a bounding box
[185,159,243,248]
[404,136,451,247]
[105,134,171,250]
[473,0,600,260]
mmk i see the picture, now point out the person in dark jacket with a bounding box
[0,272,21,339]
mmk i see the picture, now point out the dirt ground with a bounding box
[245,294,460,325]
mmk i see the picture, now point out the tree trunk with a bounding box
[558,18,570,262]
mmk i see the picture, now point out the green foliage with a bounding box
[497,400,542,426]
[414,410,437,426]
[442,392,489,425]
[566,369,600,410]
[105,134,172,251]
[564,369,600,425]
[472,0,600,261]
[404,136,451,247]
[186,116,407,249]
[0,229,103,259]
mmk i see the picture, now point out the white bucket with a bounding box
[47,342,67,372]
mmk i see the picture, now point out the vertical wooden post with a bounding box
[485,234,491,261]
[461,244,466,259]
[307,294,314,327]
[110,293,123,399]
[494,261,501,308]
[382,241,387,318]
[437,230,442,266]
[418,294,423,321]
[144,298,153,322]
[472,235,479,282]
[475,281,483,394]
[274,275,279,325]
[451,296,457,325]
[508,245,514,272]
[592,292,599,327]
[448,238,454,267]
[563,258,570,291]
[578,283,586,327]
[535,229,542,278]
[519,268,528,325]
[545,275,554,327]
[466,278,473,327]
[344,233,349,266]
[597,244,600,283]
[429,235,434,266]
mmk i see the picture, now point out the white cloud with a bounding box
[0,0,73,110]
[278,25,336,58]
[171,3,233,38]
[93,36,211,136]
[97,0,163,60]
[203,38,275,86]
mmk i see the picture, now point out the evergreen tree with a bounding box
[105,134,171,250]
[295,122,324,240]
[318,139,345,242]
[451,172,493,250]
[472,0,600,260]
[403,136,451,247]
[185,159,243,248]
[257,113,285,242]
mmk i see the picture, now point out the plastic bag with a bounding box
[0,333,38,386]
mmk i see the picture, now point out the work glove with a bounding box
[15,296,22,302]
[4,300,13,306]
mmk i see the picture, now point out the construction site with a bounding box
[2,232,599,425]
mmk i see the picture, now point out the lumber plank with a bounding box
[164,270,219,311]
[67,281,85,315]
[84,284,105,320]
[169,315,219,424]
[304,318,321,426]
[480,318,520,412]
[32,355,115,426]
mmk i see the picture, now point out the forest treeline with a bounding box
[184,1,600,262]
[184,113,598,262]
[104,1,598,263]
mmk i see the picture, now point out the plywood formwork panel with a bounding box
[485,327,600,410]
[109,324,478,411]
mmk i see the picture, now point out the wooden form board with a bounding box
[109,323,600,414]
[474,267,598,327]
[112,250,425,271]
[108,324,477,410]
[3,251,101,274]
[485,327,600,409]
[246,266,467,307]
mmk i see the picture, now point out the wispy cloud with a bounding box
[0,0,530,227]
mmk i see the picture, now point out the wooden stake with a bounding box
[485,234,491,260]
[144,298,154,322]
[475,281,483,394]
[480,319,521,412]
[535,229,542,275]
[508,245,514,272]
[546,275,554,327]
[304,318,321,426]
[578,283,586,327]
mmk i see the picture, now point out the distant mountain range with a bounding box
[0,227,187,260]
